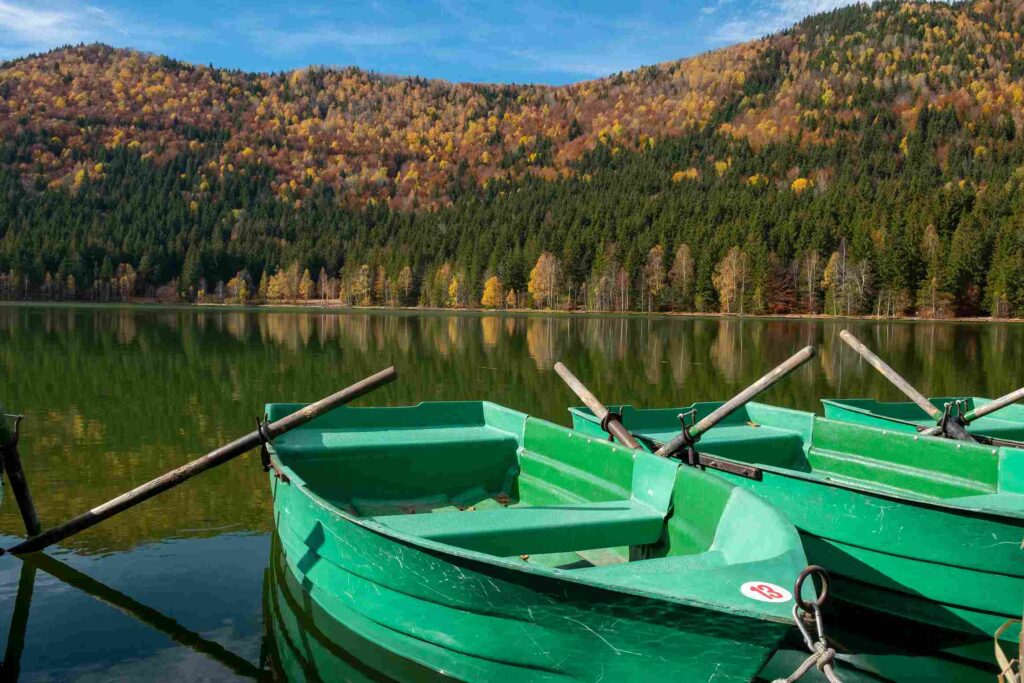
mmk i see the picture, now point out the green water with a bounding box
[0,304,1018,680]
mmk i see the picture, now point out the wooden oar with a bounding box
[655,346,817,458]
[554,362,641,449]
[4,367,397,555]
[838,330,974,441]
[920,385,1024,437]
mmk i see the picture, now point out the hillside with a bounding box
[2,0,1024,317]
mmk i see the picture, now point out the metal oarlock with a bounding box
[255,416,273,472]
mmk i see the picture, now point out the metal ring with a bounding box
[794,564,830,612]
[599,411,622,434]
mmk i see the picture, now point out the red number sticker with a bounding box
[741,581,792,603]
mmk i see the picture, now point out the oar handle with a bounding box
[6,366,398,555]
[963,387,1024,424]
[656,346,816,456]
[554,362,640,450]
[839,330,942,421]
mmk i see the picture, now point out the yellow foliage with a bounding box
[672,168,699,182]
[481,276,504,308]
[791,177,813,194]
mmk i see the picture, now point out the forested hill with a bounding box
[3,0,1024,317]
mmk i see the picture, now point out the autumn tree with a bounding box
[798,251,823,314]
[396,266,413,306]
[298,268,315,300]
[821,241,873,316]
[668,243,694,310]
[641,245,665,312]
[712,246,751,314]
[528,252,562,309]
[226,271,251,304]
[481,275,504,308]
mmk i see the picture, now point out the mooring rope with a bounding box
[774,566,843,683]
[772,637,840,683]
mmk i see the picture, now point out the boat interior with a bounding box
[571,403,1024,509]
[822,397,1024,442]
[265,401,803,593]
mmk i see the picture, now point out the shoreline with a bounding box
[0,299,1020,324]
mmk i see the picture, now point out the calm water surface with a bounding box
[0,304,1020,680]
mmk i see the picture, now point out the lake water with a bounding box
[0,304,1019,681]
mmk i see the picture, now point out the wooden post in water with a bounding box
[5,367,397,555]
[0,413,42,537]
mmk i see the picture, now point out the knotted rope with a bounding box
[773,565,843,683]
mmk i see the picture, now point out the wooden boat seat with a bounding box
[370,449,679,558]
[278,425,518,458]
[370,500,665,557]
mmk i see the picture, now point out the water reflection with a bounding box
[3,305,1024,556]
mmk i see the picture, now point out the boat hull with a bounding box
[269,472,788,683]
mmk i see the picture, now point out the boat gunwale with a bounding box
[569,404,1024,521]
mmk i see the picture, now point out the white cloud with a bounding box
[0,1,124,56]
[0,1,209,60]
[711,0,861,44]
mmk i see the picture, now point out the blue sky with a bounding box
[0,0,856,84]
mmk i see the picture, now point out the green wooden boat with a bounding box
[264,400,812,682]
[823,397,1024,444]
[569,402,1024,645]
[265,528,998,683]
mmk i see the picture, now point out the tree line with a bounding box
[2,99,1024,318]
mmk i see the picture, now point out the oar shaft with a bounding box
[6,367,397,555]
[964,387,1024,423]
[839,330,942,421]
[656,346,816,456]
[554,362,640,449]
[690,345,816,439]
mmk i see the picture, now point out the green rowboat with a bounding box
[265,528,999,683]
[570,402,1024,644]
[823,397,1024,444]
[265,401,812,682]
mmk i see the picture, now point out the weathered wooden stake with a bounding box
[554,362,641,449]
[0,414,43,537]
[5,366,397,555]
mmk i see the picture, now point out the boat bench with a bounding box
[370,450,679,557]
[370,500,665,557]
[278,426,520,501]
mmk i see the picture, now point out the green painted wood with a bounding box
[569,402,1024,642]
[265,401,812,682]
[823,396,1024,442]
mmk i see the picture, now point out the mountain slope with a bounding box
[2,0,1024,316]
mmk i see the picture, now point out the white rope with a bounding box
[772,640,841,683]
